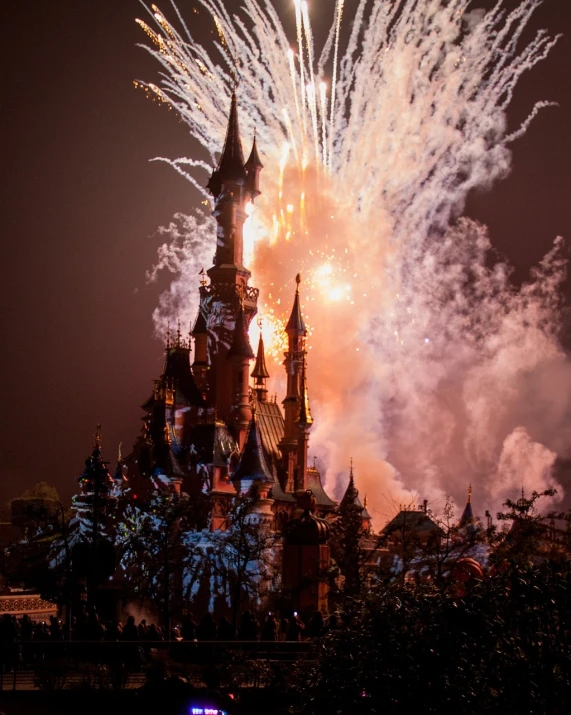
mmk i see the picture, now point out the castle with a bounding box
[73,95,371,539]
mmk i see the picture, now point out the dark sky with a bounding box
[1,0,570,507]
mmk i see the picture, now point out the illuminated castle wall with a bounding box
[94,96,354,531]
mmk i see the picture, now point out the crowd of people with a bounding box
[1,608,337,647]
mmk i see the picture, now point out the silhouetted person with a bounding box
[180,615,197,641]
[217,615,235,641]
[122,616,138,641]
[20,614,33,641]
[261,613,278,642]
[238,610,258,641]
[307,610,324,638]
[105,620,122,641]
[86,612,104,641]
[147,623,163,642]
[197,612,217,641]
[1,614,18,669]
[137,619,148,640]
[121,616,139,669]
[49,616,62,641]
[278,618,289,642]
[287,613,305,641]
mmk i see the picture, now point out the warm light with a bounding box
[317,263,333,277]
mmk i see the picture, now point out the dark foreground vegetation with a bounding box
[2,490,571,713]
[2,561,571,715]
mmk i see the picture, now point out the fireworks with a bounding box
[139,1,566,523]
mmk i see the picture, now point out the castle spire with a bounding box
[207,92,247,197]
[459,483,475,527]
[286,273,306,335]
[340,460,360,509]
[94,424,102,454]
[339,461,372,530]
[245,130,264,199]
[280,275,308,466]
[251,318,270,402]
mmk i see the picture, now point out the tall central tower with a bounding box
[196,94,263,446]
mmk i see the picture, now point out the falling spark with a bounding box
[140,1,566,524]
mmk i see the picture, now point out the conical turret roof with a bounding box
[340,461,362,511]
[207,93,247,196]
[251,332,270,379]
[245,133,264,170]
[232,414,275,486]
[459,484,475,527]
[78,428,114,493]
[286,274,306,334]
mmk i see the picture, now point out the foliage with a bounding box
[414,500,486,587]
[117,492,279,629]
[2,494,71,606]
[19,481,60,502]
[197,494,279,627]
[490,488,571,567]
[328,498,367,597]
[301,559,571,715]
[117,494,193,633]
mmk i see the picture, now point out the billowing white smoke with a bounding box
[140,0,567,525]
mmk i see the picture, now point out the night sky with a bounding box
[1,0,571,508]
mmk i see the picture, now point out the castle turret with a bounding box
[339,460,372,531]
[73,426,115,543]
[245,132,263,199]
[295,358,312,493]
[200,93,261,424]
[191,290,208,395]
[280,274,307,460]
[227,299,255,448]
[251,320,270,402]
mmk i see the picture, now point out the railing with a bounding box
[0,640,315,691]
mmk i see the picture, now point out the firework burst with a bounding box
[139,0,566,524]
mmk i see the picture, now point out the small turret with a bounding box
[244,131,263,199]
[280,274,308,459]
[228,299,255,447]
[251,319,270,402]
[73,426,116,544]
[285,273,307,339]
[459,484,475,527]
[339,460,372,531]
[113,442,127,485]
[192,292,208,393]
